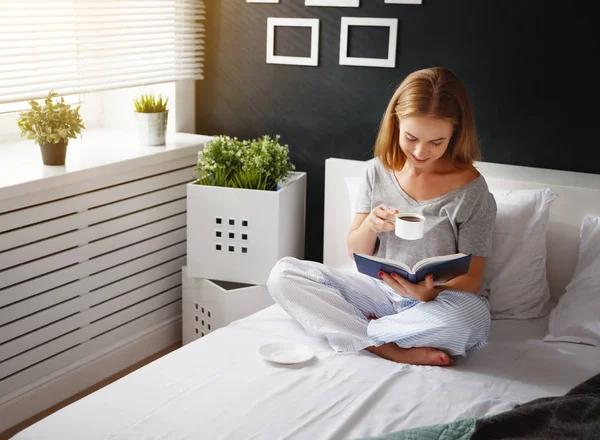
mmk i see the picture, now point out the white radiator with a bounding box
[0,154,196,431]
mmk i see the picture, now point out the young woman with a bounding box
[267,67,497,366]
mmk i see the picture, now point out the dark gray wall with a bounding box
[196,0,598,263]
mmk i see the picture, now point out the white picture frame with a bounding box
[384,0,422,4]
[305,0,360,6]
[339,17,398,68]
[266,18,320,67]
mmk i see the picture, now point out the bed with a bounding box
[11,158,600,440]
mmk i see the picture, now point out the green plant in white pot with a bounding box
[133,93,169,146]
[186,134,307,286]
[17,91,85,166]
[193,134,295,190]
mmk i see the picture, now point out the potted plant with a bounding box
[133,93,169,146]
[186,134,307,285]
[17,91,85,166]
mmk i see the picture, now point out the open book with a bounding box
[353,252,472,284]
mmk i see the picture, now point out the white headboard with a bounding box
[323,157,600,302]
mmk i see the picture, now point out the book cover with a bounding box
[353,253,472,284]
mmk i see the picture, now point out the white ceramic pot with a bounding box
[134,111,168,146]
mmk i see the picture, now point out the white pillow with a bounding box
[345,176,362,220]
[544,216,600,346]
[344,176,365,273]
[484,188,557,319]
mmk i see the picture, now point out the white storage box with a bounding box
[186,171,306,285]
[181,267,274,345]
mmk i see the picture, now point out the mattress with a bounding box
[13,304,600,440]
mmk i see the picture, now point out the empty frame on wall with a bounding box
[384,0,422,3]
[305,0,360,6]
[339,17,398,68]
[266,18,320,66]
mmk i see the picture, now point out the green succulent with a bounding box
[133,93,169,113]
[17,91,85,145]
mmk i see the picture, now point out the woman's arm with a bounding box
[347,206,397,259]
[436,255,486,294]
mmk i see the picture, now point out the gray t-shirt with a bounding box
[354,158,497,270]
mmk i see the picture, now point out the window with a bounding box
[0,83,178,142]
[0,1,204,142]
[0,1,205,104]
[0,95,80,116]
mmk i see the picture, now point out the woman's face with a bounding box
[398,115,454,170]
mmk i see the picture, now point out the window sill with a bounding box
[0,129,213,202]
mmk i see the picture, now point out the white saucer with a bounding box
[258,341,314,365]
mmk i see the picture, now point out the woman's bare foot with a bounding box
[366,343,453,366]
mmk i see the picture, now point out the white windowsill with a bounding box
[0,129,213,202]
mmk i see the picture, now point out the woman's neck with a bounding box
[400,157,456,177]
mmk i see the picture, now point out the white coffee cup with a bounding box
[395,213,425,240]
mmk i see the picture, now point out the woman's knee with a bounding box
[267,256,298,284]
[266,256,303,302]
[435,291,491,329]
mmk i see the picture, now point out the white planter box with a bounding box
[181,267,274,345]
[186,171,306,285]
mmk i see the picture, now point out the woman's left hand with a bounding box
[378,271,440,302]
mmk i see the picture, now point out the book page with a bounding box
[411,253,468,273]
[356,254,411,273]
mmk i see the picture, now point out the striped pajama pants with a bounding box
[267,257,491,357]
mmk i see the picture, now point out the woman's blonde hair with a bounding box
[374,67,481,170]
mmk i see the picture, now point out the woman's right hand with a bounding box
[348,204,398,258]
[366,205,398,234]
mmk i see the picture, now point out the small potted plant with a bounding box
[133,93,169,146]
[186,134,307,285]
[17,91,85,166]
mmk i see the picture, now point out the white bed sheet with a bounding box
[13,304,600,440]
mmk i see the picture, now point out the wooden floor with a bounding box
[0,342,181,440]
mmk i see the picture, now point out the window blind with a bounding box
[0,0,205,105]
